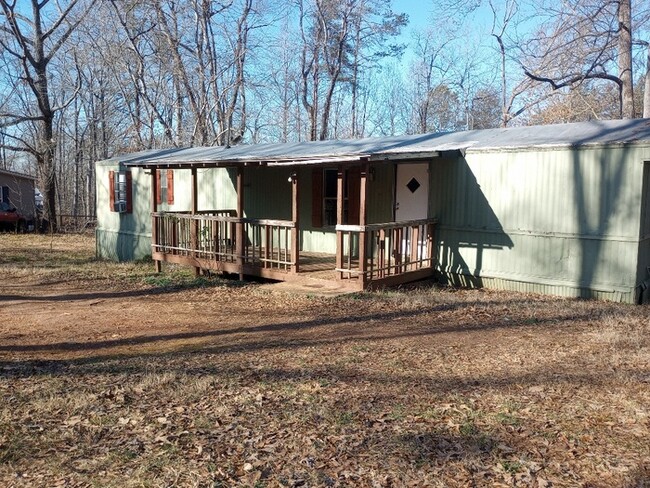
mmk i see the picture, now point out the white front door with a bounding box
[395,163,429,221]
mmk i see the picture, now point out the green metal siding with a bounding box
[367,163,395,224]
[245,167,292,220]
[96,163,152,261]
[431,147,650,303]
[96,163,237,261]
[96,144,650,303]
[637,161,650,303]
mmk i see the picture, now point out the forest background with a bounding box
[1,0,648,229]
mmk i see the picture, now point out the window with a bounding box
[323,168,347,226]
[156,169,174,205]
[0,186,9,204]
[109,170,132,213]
[311,167,360,228]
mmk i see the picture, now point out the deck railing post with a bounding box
[151,169,161,273]
[410,224,419,271]
[336,165,344,280]
[236,167,244,280]
[191,168,200,276]
[428,222,435,268]
[291,170,300,274]
[359,163,368,286]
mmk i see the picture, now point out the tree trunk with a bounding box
[618,0,634,118]
[644,43,650,118]
[36,70,58,231]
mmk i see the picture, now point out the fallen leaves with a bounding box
[1,235,650,486]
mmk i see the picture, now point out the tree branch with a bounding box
[46,0,98,61]
[524,70,622,90]
[0,114,45,128]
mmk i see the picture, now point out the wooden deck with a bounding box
[151,212,438,290]
[298,252,340,280]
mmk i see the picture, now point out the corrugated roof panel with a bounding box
[102,118,650,168]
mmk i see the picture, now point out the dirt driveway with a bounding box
[0,234,649,487]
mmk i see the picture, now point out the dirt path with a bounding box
[1,234,649,487]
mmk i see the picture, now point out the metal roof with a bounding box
[0,168,36,180]
[103,118,650,169]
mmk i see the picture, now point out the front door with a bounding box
[395,163,429,221]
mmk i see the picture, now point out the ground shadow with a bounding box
[0,297,536,352]
[434,157,513,288]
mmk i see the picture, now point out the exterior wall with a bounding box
[637,161,650,303]
[297,164,395,254]
[96,162,153,261]
[96,162,237,261]
[96,143,649,303]
[0,171,36,219]
[431,146,650,303]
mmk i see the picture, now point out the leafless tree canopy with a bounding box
[0,0,648,222]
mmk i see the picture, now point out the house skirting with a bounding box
[96,228,152,262]
[438,271,636,304]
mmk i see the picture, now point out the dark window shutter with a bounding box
[347,167,361,225]
[311,168,323,228]
[109,170,116,212]
[166,170,174,204]
[125,171,133,213]
[156,170,162,204]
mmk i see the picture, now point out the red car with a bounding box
[0,201,27,232]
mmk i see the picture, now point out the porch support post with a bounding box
[336,165,344,280]
[151,169,161,273]
[236,166,244,281]
[291,169,300,274]
[359,163,369,286]
[191,167,200,276]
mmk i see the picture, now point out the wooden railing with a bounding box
[152,212,295,272]
[153,211,237,261]
[335,218,437,284]
[241,219,295,271]
[152,212,435,287]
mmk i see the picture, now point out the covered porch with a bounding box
[135,157,439,291]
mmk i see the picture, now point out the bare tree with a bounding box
[298,0,405,141]
[0,0,97,230]
[521,0,648,119]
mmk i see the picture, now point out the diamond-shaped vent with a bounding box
[406,177,421,193]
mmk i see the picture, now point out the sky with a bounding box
[391,0,498,67]
[393,0,431,33]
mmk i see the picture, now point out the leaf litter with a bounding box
[0,235,649,487]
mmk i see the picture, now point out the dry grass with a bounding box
[0,234,649,487]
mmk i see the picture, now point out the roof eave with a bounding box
[124,155,373,169]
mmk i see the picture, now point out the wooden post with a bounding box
[291,170,300,274]
[151,169,161,273]
[378,228,386,278]
[429,222,436,268]
[359,163,368,286]
[236,166,244,280]
[191,168,200,276]
[336,165,344,280]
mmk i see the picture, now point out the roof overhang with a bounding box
[0,169,36,180]
[123,155,372,170]
[122,150,446,170]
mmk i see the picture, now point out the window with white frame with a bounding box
[114,171,128,213]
